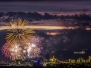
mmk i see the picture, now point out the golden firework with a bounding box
[6,19,35,45]
[7,18,28,28]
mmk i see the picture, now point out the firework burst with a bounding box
[6,19,35,44]
[7,18,28,28]
[1,19,44,60]
[1,42,26,60]
[24,36,43,58]
[2,36,43,60]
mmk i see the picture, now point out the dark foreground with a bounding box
[0,65,91,68]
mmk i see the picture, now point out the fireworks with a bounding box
[6,19,35,44]
[7,18,28,28]
[1,19,43,60]
[2,36,43,60]
[1,42,25,60]
[25,36,43,58]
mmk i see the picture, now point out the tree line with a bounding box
[0,12,91,21]
[0,12,91,27]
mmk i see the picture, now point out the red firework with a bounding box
[1,43,12,59]
[1,36,43,59]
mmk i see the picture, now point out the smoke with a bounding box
[36,32,70,59]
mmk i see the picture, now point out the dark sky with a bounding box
[0,30,7,61]
[0,0,88,1]
[0,1,91,12]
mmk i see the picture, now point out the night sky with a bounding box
[0,1,91,61]
[0,30,7,61]
[0,1,91,12]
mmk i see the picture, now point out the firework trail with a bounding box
[6,19,35,45]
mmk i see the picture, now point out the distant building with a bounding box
[74,51,85,54]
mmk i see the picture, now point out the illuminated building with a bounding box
[88,56,91,62]
[68,56,91,64]
[69,59,76,64]
[50,56,57,62]
[74,51,85,54]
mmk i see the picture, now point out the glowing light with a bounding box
[11,45,20,53]
[6,19,35,44]
[25,36,43,58]
[74,51,85,54]
[31,43,36,47]
[1,42,25,60]
[11,24,16,28]
[2,36,43,60]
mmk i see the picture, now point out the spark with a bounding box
[6,18,35,45]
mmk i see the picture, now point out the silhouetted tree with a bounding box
[5,12,17,17]
[43,13,53,19]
